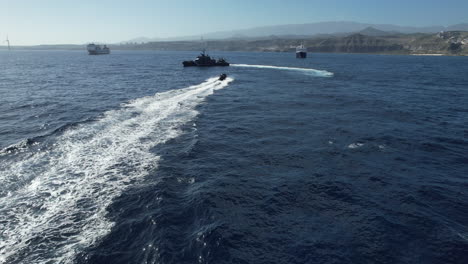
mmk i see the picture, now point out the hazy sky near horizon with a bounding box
[2,0,468,45]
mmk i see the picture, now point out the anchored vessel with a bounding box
[87,44,110,55]
[183,50,229,67]
[296,44,307,58]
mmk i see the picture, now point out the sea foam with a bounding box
[231,64,334,77]
[0,77,233,264]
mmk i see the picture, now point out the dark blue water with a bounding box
[0,50,467,264]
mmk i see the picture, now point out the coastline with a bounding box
[1,47,467,57]
[411,53,445,56]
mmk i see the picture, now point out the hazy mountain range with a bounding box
[115,30,468,56]
[124,21,468,43]
[3,21,467,56]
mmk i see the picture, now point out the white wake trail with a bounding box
[0,77,233,264]
[231,64,334,77]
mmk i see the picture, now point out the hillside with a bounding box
[114,31,468,55]
[4,31,467,56]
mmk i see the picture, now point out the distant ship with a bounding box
[296,44,307,58]
[87,44,110,55]
[183,50,229,67]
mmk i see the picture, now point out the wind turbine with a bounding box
[5,35,10,50]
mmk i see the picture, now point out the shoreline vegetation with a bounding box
[2,30,467,56]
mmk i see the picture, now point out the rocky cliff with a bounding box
[8,31,468,55]
[115,31,468,55]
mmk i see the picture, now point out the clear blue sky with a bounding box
[2,0,468,45]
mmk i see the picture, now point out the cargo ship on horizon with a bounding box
[87,43,110,55]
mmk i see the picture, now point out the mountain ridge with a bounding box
[123,21,468,43]
[4,30,468,56]
[116,31,468,56]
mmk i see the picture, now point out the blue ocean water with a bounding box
[0,50,467,264]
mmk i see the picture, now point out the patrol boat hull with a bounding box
[183,50,229,67]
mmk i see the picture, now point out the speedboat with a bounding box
[218,74,227,81]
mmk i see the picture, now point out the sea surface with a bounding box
[0,50,467,264]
